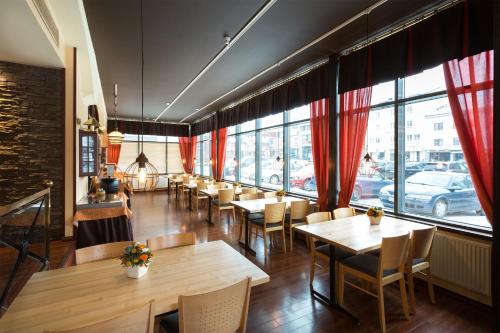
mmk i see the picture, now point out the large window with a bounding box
[350,64,488,230]
[289,121,316,196]
[224,134,236,181]
[259,126,283,189]
[239,132,255,185]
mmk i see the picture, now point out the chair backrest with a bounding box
[50,300,155,333]
[379,233,410,274]
[179,277,251,333]
[182,176,190,185]
[290,200,310,220]
[197,181,207,191]
[75,241,133,265]
[306,211,332,225]
[239,193,257,201]
[218,188,235,204]
[261,191,277,199]
[264,202,286,225]
[146,232,196,251]
[241,187,257,194]
[332,207,356,219]
[410,227,437,261]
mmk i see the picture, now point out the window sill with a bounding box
[349,203,492,240]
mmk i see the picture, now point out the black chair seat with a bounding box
[249,218,282,228]
[212,199,232,207]
[284,214,306,225]
[160,312,179,333]
[341,254,397,277]
[315,244,352,261]
[412,257,426,266]
[248,212,264,220]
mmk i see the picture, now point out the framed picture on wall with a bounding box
[79,130,99,176]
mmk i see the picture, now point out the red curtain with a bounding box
[107,144,121,164]
[338,87,373,207]
[179,136,197,174]
[443,50,494,223]
[310,99,330,210]
[217,128,228,181]
[211,131,217,178]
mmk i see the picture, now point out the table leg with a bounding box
[205,196,213,225]
[175,182,179,200]
[167,179,171,193]
[310,245,359,323]
[238,210,256,256]
[189,188,192,211]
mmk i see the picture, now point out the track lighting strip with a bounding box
[180,0,388,123]
[154,0,278,122]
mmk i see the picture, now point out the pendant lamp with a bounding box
[108,83,124,145]
[125,0,158,191]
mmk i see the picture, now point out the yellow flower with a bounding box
[131,249,137,254]
[133,259,138,263]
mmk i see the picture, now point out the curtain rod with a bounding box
[115,117,189,126]
[340,0,463,57]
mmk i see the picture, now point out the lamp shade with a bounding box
[108,129,124,145]
[124,152,159,191]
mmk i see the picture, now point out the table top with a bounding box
[295,214,430,255]
[199,187,247,196]
[0,241,269,333]
[231,196,313,213]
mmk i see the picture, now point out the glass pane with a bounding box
[401,97,488,228]
[202,140,210,176]
[195,142,201,175]
[351,106,395,210]
[142,135,166,142]
[289,121,316,196]
[288,105,310,122]
[143,142,166,174]
[239,132,255,185]
[404,65,446,98]
[240,120,255,132]
[167,136,179,143]
[223,135,236,181]
[260,127,283,189]
[370,80,395,106]
[117,141,139,172]
[167,143,184,173]
[202,132,210,140]
[226,126,236,135]
[259,113,283,128]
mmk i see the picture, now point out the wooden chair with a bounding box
[285,200,310,251]
[332,207,356,219]
[249,202,287,255]
[241,187,257,195]
[338,233,411,333]
[146,232,196,251]
[259,191,277,199]
[194,181,208,210]
[405,226,437,314]
[180,175,190,196]
[50,299,155,333]
[160,277,251,333]
[213,188,235,224]
[75,241,133,265]
[237,193,259,241]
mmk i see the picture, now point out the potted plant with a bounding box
[367,206,384,225]
[276,189,286,202]
[120,242,153,278]
[233,182,241,189]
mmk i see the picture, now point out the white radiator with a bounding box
[426,230,491,305]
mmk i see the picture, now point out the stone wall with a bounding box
[0,61,65,240]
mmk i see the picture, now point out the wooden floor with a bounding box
[2,190,492,332]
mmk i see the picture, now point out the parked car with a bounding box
[379,171,482,218]
[422,161,468,173]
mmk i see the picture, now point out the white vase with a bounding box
[277,196,283,202]
[127,265,149,278]
[368,215,382,225]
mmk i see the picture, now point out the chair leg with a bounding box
[399,278,410,321]
[232,208,236,225]
[377,285,386,333]
[282,229,286,254]
[427,268,436,304]
[338,263,345,306]
[407,272,416,315]
[309,254,316,287]
[289,225,293,252]
[263,230,268,256]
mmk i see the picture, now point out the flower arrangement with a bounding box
[121,242,153,267]
[367,206,384,225]
[233,182,241,187]
[276,189,286,197]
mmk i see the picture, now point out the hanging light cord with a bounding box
[140,0,144,152]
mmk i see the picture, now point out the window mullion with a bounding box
[395,78,406,214]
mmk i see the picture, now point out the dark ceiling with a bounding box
[84,0,444,124]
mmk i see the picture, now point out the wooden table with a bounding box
[232,196,313,256]
[199,187,249,224]
[295,214,430,322]
[0,241,269,333]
